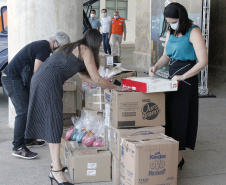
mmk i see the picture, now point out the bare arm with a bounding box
[73,45,121,90]
[34,59,44,73]
[77,72,98,86]
[172,27,208,81]
[149,31,170,76]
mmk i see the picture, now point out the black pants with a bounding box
[165,60,198,150]
[1,76,33,150]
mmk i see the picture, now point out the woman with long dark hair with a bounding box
[150,3,208,170]
[25,29,122,185]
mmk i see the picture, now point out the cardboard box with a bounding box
[67,148,112,184]
[120,134,179,185]
[122,76,178,93]
[84,86,105,112]
[63,81,77,114]
[99,66,137,86]
[63,91,77,113]
[105,125,111,149]
[60,132,108,166]
[69,74,85,111]
[104,89,165,128]
[110,126,165,160]
[63,81,76,91]
[62,113,76,126]
[112,155,120,185]
[60,129,76,164]
[104,103,111,127]
[60,131,67,161]
[111,70,137,86]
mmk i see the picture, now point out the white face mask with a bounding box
[114,16,119,19]
[90,14,95,18]
[102,13,106,17]
[170,22,179,30]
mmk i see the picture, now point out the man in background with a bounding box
[108,11,126,57]
[89,9,101,31]
[101,8,111,55]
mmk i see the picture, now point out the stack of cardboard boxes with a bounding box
[61,54,138,184]
[61,51,180,184]
[104,76,179,185]
[60,113,112,184]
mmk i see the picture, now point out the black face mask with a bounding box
[53,40,61,51]
[53,46,60,51]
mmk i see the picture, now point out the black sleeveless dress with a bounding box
[25,48,86,143]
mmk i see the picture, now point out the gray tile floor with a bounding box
[0,47,226,185]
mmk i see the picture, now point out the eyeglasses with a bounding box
[56,40,61,47]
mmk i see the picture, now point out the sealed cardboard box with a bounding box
[104,89,165,128]
[110,126,165,159]
[112,155,120,185]
[120,134,179,185]
[122,76,178,93]
[84,86,105,112]
[67,148,111,184]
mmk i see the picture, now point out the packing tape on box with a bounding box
[85,91,103,96]
[93,94,104,97]
[93,102,105,105]
[93,102,104,110]
[120,134,172,146]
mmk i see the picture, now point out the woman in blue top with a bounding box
[149,3,208,170]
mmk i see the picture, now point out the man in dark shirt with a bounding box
[1,31,70,159]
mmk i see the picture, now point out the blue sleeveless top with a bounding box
[165,25,198,61]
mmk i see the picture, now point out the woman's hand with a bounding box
[116,86,129,91]
[172,75,186,81]
[149,66,157,76]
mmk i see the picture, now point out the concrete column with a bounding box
[7,0,83,128]
[133,0,150,71]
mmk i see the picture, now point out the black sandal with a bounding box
[49,169,72,185]
[50,165,68,172]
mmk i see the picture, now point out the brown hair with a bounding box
[58,29,103,74]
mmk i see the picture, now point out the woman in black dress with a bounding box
[25,29,122,185]
[149,3,208,169]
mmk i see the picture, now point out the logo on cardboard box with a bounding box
[149,152,166,176]
[138,178,149,184]
[127,169,133,177]
[141,103,160,120]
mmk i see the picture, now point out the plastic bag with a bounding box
[65,127,74,140]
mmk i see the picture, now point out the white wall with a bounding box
[7,0,83,128]
[0,0,7,7]
[99,0,136,44]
